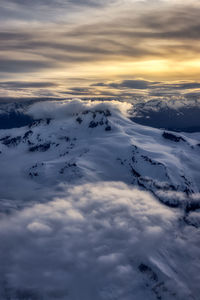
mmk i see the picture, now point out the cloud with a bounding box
[3,0,108,7]
[94,80,200,91]
[0,0,114,24]
[0,182,199,299]
[1,1,200,97]
[0,59,54,73]
[27,99,132,120]
[0,81,57,89]
[1,2,200,70]
[108,80,154,90]
[101,80,159,90]
[89,80,200,101]
[63,87,94,96]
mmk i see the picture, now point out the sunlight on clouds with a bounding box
[51,58,200,83]
[1,0,200,97]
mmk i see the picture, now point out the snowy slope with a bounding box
[0,99,199,209]
[0,99,200,300]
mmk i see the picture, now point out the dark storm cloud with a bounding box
[0,30,155,61]
[0,0,111,22]
[4,0,106,6]
[62,87,94,95]
[93,80,200,91]
[1,4,200,50]
[137,5,200,40]
[61,4,200,43]
[0,81,57,89]
[0,39,113,57]
[108,80,158,89]
[1,1,200,98]
[1,2,200,78]
[0,59,54,73]
[0,32,31,40]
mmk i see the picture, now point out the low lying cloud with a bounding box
[0,182,198,299]
[27,99,132,120]
[93,79,200,91]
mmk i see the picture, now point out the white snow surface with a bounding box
[0,99,200,300]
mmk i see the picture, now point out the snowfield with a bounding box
[0,99,200,300]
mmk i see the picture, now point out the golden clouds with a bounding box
[1,0,200,98]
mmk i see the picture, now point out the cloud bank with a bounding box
[1,0,200,98]
[0,182,199,300]
[27,99,132,120]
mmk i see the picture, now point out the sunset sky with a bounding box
[1,0,200,100]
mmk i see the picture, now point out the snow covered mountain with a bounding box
[1,99,199,210]
[130,98,200,132]
[0,99,200,300]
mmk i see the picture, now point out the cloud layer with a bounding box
[0,182,199,299]
[27,98,131,119]
[1,0,200,98]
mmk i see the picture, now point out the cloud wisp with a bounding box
[1,1,200,97]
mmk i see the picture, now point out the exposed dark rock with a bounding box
[82,110,89,115]
[138,263,176,299]
[185,201,200,213]
[105,125,111,131]
[105,109,111,117]
[141,155,163,166]
[2,136,21,146]
[132,156,136,163]
[89,121,98,128]
[138,263,158,282]
[76,117,83,124]
[60,151,69,157]
[116,158,125,165]
[183,216,199,228]
[31,164,38,169]
[46,118,51,125]
[29,143,51,152]
[131,166,140,178]
[27,140,34,146]
[132,145,139,154]
[23,130,33,140]
[0,136,10,141]
[60,136,70,142]
[59,162,77,174]
[162,131,186,142]
[151,181,176,191]
[99,119,104,126]
[29,119,42,128]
